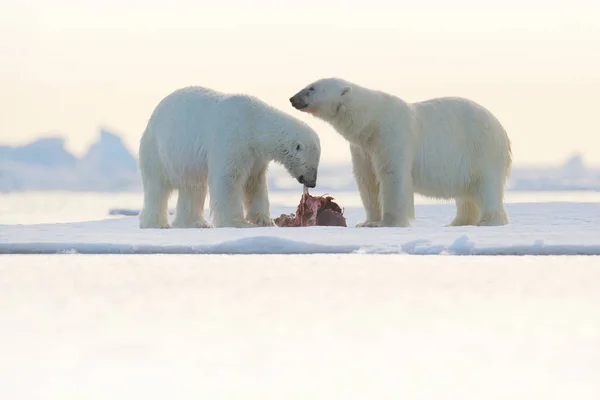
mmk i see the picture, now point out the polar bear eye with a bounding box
[309,87,315,91]
[296,144,301,151]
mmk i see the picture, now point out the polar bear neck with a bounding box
[249,107,309,164]
[323,84,383,145]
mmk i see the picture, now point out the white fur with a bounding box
[289,78,512,227]
[139,86,321,229]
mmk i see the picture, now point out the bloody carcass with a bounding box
[274,188,347,227]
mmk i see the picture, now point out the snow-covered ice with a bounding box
[1,191,600,399]
[2,202,600,255]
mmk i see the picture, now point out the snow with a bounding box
[3,202,600,255]
[1,191,600,398]
[1,254,599,399]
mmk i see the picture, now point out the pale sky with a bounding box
[1,0,600,166]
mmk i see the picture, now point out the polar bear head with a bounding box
[289,78,352,119]
[280,125,321,188]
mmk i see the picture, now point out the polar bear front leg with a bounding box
[208,171,257,229]
[362,149,414,228]
[375,172,414,227]
[243,166,275,227]
[172,182,212,229]
[350,144,382,227]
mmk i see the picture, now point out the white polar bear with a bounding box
[289,78,512,227]
[138,86,321,229]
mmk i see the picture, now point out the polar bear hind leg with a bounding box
[172,181,212,228]
[448,197,480,226]
[139,181,173,229]
[139,133,174,229]
[473,172,509,226]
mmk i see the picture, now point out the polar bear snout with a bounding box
[298,175,316,188]
[297,173,317,188]
[289,94,308,110]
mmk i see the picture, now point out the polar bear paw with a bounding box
[195,220,214,229]
[356,220,381,228]
[477,212,509,226]
[231,220,260,228]
[248,213,276,227]
[357,219,411,228]
[139,219,171,230]
[213,218,259,228]
[172,218,213,229]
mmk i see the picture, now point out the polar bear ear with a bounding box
[341,86,351,96]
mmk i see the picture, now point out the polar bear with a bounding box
[138,86,321,229]
[289,78,512,227]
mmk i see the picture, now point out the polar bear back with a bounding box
[141,86,322,191]
[146,86,257,153]
[142,87,240,184]
[408,96,511,199]
[141,87,278,187]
